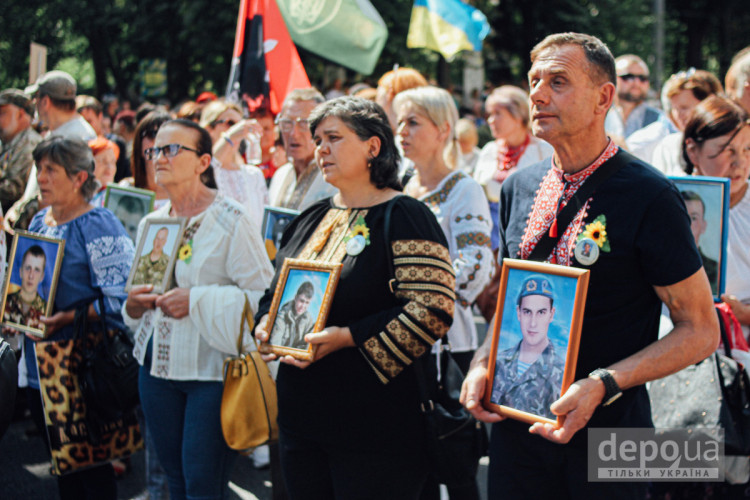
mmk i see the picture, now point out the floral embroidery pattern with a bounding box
[422,171,466,206]
[520,141,618,265]
[456,232,491,249]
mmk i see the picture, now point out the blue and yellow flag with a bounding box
[407,0,490,60]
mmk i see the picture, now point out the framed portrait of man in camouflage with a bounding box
[1,231,65,338]
[261,206,300,262]
[484,259,590,426]
[669,176,730,301]
[125,217,186,294]
[259,258,342,362]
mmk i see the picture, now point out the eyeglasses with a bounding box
[618,74,649,83]
[211,119,237,128]
[276,117,310,133]
[144,144,201,161]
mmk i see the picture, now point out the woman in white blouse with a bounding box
[394,86,492,500]
[124,119,274,500]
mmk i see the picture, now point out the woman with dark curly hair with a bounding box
[255,97,456,499]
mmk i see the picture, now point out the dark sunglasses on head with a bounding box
[144,143,201,161]
[618,74,649,82]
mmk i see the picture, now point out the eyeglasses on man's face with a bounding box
[276,117,310,133]
[617,74,649,83]
[144,143,201,161]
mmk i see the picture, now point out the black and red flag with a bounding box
[226,0,310,114]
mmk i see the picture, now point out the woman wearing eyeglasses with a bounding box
[124,119,274,500]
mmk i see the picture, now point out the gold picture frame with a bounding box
[259,258,342,361]
[125,217,187,294]
[1,231,65,338]
[484,258,590,427]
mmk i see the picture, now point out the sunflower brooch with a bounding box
[578,214,610,252]
[343,214,370,256]
[178,239,194,264]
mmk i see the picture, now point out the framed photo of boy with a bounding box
[125,217,187,294]
[484,259,590,426]
[669,175,730,301]
[104,185,156,243]
[1,231,65,338]
[259,258,342,361]
[261,206,300,261]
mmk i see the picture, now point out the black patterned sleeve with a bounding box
[349,198,456,384]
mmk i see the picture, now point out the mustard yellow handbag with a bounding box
[221,297,279,455]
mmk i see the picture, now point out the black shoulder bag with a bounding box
[75,295,140,444]
[383,197,488,488]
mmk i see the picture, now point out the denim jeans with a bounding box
[139,364,236,500]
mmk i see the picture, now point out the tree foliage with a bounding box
[1,0,748,103]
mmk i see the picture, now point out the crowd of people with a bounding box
[0,29,748,500]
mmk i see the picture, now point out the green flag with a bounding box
[275,0,388,75]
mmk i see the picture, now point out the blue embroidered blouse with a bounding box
[24,207,135,389]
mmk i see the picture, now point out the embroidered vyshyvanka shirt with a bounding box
[519,140,618,265]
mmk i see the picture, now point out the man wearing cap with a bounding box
[461,33,718,499]
[490,275,565,420]
[25,70,95,141]
[0,89,41,213]
[7,71,97,230]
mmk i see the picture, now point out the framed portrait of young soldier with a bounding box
[669,176,730,301]
[125,218,187,294]
[104,185,156,243]
[484,259,590,426]
[259,258,342,361]
[1,231,65,338]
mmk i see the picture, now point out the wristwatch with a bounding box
[589,368,622,406]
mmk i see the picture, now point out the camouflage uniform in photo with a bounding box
[491,340,565,420]
[3,290,46,330]
[134,252,169,287]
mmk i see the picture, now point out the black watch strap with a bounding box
[589,368,622,406]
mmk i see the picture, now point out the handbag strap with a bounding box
[717,305,734,359]
[527,149,634,262]
[235,296,257,355]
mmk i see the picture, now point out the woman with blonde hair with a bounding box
[394,86,492,499]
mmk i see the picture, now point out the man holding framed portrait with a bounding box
[461,33,719,499]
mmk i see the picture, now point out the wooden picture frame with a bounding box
[259,258,342,361]
[669,175,730,302]
[484,258,590,427]
[261,206,300,262]
[104,184,157,243]
[125,217,187,294]
[1,231,65,338]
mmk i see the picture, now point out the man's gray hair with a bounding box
[281,88,325,114]
[734,54,750,99]
[530,32,616,85]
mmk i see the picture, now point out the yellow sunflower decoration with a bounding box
[578,215,610,252]
[344,214,371,246]
[179,241,194,263]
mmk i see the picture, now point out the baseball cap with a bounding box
[24,70,77,100]
[0,89,35,116]
[517,275,555,304]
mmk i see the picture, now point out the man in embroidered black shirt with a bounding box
[461,32,718,499]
